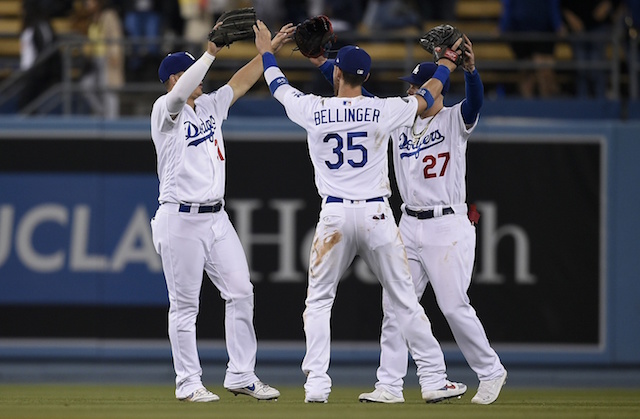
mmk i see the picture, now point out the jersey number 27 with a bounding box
[423,152,450,178]
[324,132,368,169]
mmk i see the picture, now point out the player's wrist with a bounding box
[202,51,216,65]
[262,52,278,70]
[432,65,451,86]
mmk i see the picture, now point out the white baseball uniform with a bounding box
[373,102,505,397]
[150,57,260,399]
[264,64,449,401]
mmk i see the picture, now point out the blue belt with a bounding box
[178,203,222,213]
[326,196,384,203]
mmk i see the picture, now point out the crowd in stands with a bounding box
[14,0,640,116]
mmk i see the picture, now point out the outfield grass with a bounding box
[1,384,639,419]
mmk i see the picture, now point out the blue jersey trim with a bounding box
[416,88,434,109]
[269,77,289,95]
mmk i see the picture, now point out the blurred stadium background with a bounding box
[1,0,639,389]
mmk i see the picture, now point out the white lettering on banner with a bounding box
[0,203,161,273]
[227,199,305,282]
[228,200,375,284]
[1,199,535,286]
[0,205,14,266]
[111,205,161,272]
[474,201,536,284]
[16,204,68,272]
[70,205,108,271]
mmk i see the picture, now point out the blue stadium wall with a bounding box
[0,113,638,366]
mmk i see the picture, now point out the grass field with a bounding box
[1,385,640,419]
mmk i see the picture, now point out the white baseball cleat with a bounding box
[422,380,467,403]
[179,387,220,402]
[304,393,328,403]
[228,381,280,400]
[471,370,507,405]
[359,388,405,403]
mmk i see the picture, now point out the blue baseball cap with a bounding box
[335,46,371,77]
[399,62,450,96]
[158,52,196,83]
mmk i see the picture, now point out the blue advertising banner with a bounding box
[0,173,167,306]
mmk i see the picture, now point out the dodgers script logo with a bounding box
[184,115,217,147]
[398,130,445,158]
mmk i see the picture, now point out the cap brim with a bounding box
[399,75,423,85]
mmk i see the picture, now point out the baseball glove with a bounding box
[208,7,257,47]
[293,15,337,58]
[419,24,465,66]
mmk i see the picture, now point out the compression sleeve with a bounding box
[318,59,334,82]
[461,69,484,124]
[165,52,215,114]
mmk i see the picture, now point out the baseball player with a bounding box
[149,22,294,402]
[310,33,507,404]
[254,20,467,403]
[366,35,507,404]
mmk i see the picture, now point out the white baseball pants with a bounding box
[301,199,447,400]
[151,204,259,399]
[375,211,505,397]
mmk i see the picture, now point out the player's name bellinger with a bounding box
[314,107,381,126]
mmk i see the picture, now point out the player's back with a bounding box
[286,94,418,200]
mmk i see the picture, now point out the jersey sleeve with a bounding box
[277,87,319,128]
[151,95,178,134]
[384,96,419,130]
[201,84,234,121]
[453,101,478,142]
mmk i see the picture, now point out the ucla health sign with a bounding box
[0,173,167,305]
[0,135,603,346]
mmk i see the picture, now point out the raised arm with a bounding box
[254,19,293,101]
[460,34,483,125]
[165,41,223,114]
[226,23,295,105]
[413,37,462,115]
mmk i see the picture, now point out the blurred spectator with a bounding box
[283,0,308,26]
[500,0,564,97]
[414,0,457,23]
[323,0,365,32]
[120,0,162,75]
[19,0,61,111]
[253,0,285,30]
[362,0,421,31]
[162,0,185,42]
[563,0,622,98]
[179,0,231,51]
[43,0,75,18]
[80,0,124,119]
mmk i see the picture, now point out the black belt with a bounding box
[178,203,222,213]
[326,196,384,203]
[405,207,454,219]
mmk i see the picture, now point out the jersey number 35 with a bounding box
[324,132,368,169]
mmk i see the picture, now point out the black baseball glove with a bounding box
[419,24,465,66]
[293,15,337,58]
[208,7,257,47]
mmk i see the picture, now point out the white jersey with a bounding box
[276,85,418,200]
[150,84,233,205]
[391,102,478,209]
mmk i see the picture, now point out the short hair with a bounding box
[342,72,367,87]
